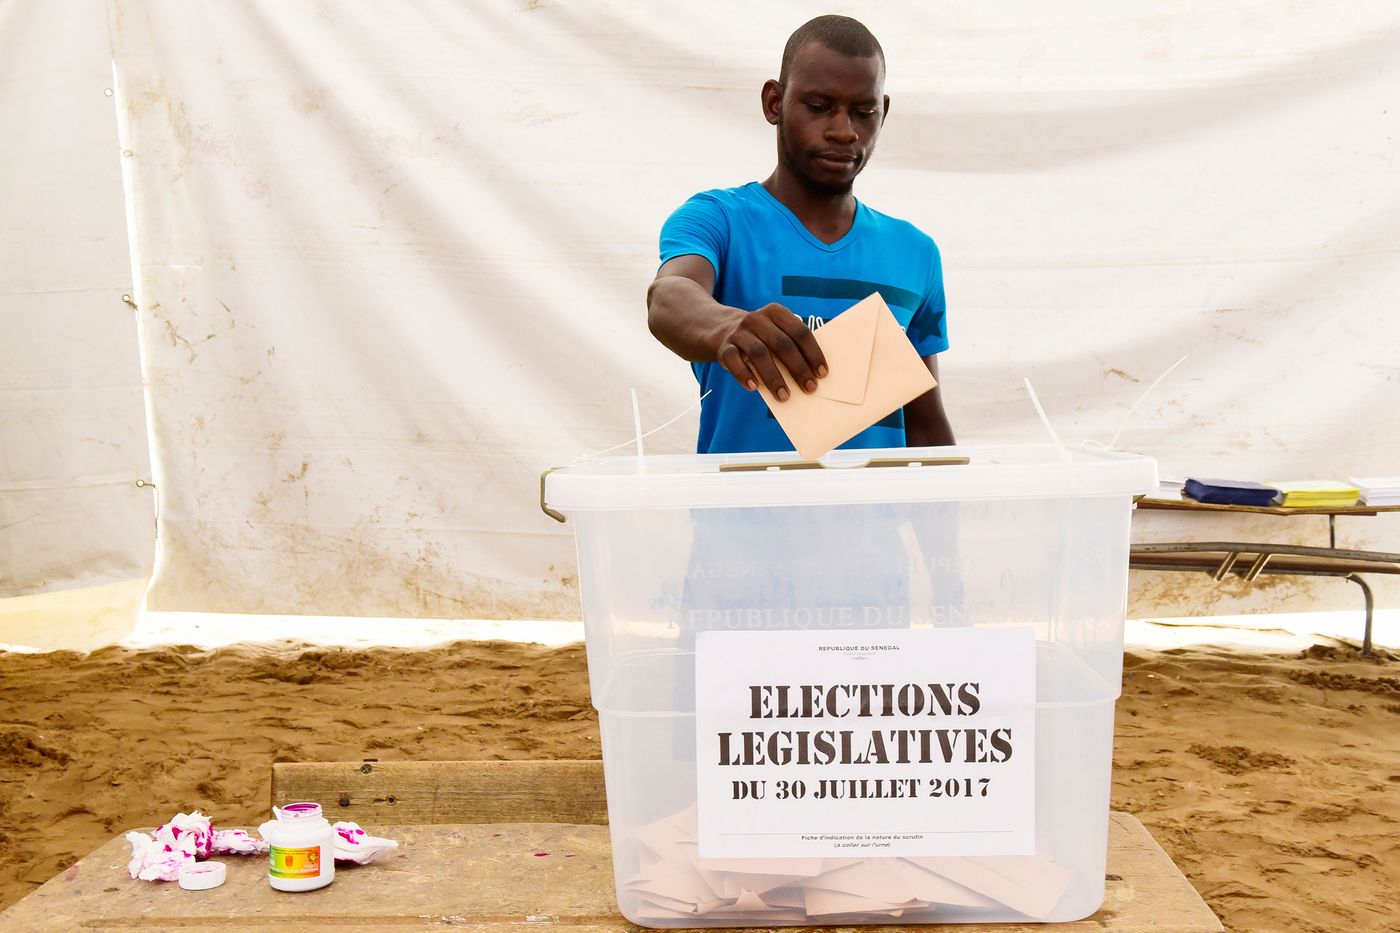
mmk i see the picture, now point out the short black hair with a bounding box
[778,15,885,85]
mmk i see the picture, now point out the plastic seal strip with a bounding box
[718,455,970,473]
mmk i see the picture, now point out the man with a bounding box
[648,14,954,454]
[646,15,963,653]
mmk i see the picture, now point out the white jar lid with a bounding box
[178,861,227,890]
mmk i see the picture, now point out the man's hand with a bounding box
[714,303,827,402]
[648,256,828,401]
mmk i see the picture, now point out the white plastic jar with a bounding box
[258,802,336,892]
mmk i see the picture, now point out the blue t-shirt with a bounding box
[659,182,948,455]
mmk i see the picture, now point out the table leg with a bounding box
[1243,553,1273,582]
[1344,573,1374,655]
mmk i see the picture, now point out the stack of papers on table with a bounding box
[1268,481,1360,508]
[624,806,1071,923]
[1183,478,1279,507]
[1349,476,1400,506]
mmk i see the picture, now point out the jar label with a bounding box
[269,844,324,879]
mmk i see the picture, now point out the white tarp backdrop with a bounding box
[4,1,1399,628]
[0,1,153,645]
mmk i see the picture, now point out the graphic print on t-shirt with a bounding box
[782,275,928,318]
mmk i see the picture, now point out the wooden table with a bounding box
[1133,495,1400,653]
[0,815,1219,932]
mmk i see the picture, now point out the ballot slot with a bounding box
[717,455,971,473]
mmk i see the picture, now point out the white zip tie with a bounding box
[575,390,713,463]
[1023,377,1071,462]
[1107,354,1188,451]
[630,388,645,473]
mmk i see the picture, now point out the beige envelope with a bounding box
[626,858,718,905]
[755,292,937,460]
[803,886,927,917]
[700,870,815,899]
[894,858,1001,909]
[804,858,919,904]
[902,854,1071,920]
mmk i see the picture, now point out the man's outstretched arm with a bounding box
[904,354,955,446]
[647,255,827,402]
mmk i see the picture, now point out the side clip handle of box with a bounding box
[541,467,567,523]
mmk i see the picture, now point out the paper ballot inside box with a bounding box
[756,292,937,460]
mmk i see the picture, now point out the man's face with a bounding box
[769,42,888,196]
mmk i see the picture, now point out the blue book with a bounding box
[1183,478,1279,506]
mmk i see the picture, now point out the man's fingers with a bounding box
[736,337,792,401]
[717,304,828,402]
[748,315,819,394]
[769,312,828,388]
[716,344,757,391]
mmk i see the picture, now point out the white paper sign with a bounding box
[695,627,1036,859]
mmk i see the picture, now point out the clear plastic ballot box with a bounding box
[543,444,1157,927]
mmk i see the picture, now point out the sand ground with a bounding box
[1,640,1396,932]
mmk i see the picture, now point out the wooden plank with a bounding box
[1097,812,1224,933]
[271,759,609,825]
[0,816,1222,932]
[0,824,618,932]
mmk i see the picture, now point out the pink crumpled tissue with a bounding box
[332,821,399,865]
[125,811,223,881]
[211,828,271,856]
[126,810,399,882]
